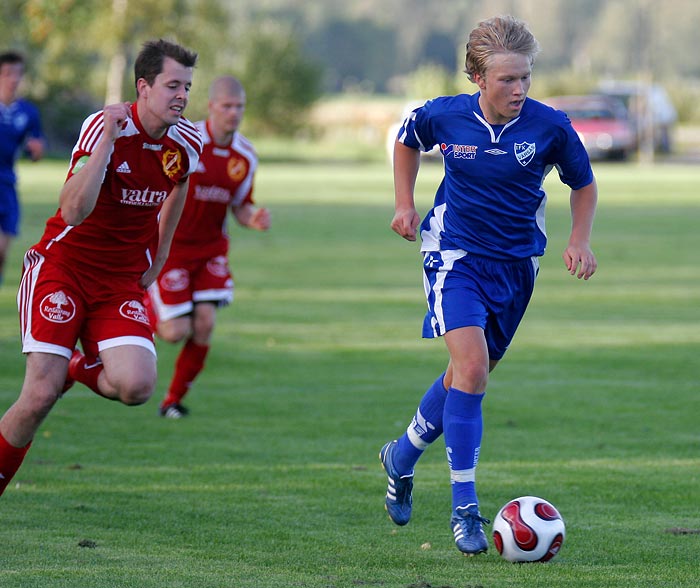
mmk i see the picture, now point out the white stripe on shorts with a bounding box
[18,249,44,347]
[423,249,467,337]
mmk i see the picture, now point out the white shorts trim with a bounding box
[193,288,233,305]
[148,283,193,321]
[21,338,74,360]
[98,335,156,357]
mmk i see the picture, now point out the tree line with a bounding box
[2,0,699,152]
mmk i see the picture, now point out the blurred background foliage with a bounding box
[2,0,700,154]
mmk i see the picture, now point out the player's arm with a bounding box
[233,202,270,231]
[24,105,45,161]
[139,178,190,289]
[563,178,598,280]
[391,140,422,241]
[59,103,131,226]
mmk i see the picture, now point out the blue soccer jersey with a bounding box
[398,92,593,260]
[0,98,43,185]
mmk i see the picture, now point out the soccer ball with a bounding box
[492,496,565,562]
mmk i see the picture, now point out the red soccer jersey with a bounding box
[169,119,257,261]
[35,103,202,277]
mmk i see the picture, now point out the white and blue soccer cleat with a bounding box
[379,440,414,526]
[451,503,490,556]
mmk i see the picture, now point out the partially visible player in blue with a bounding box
[0,51,44,286]
[379,15,598,557]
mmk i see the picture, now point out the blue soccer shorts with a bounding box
[421,250,539,360]
[0,182,20,236]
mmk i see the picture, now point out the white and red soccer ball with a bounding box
[492,496,565,562]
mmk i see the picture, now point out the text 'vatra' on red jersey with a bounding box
[35,102,203,280]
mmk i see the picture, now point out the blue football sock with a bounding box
[393,373,448,475]
[443,388,485,510]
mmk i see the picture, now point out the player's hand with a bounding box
[102,102,132,143]
[249,207,271,231]
[391,207,421,241]
[563,242,597,280]
[25,137,44,161]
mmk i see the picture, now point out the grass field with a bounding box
[0,157,699,588]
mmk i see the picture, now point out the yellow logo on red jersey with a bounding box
[162,149,182,178]
[227,154,248,182]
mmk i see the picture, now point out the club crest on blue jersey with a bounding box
[440,143,477,159]
[10,112,29,130]
[515,142,536,166]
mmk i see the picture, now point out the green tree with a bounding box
[403,64,460,100]
[1,0,231,152]
[305,18,398,92]
[239,25,323,135]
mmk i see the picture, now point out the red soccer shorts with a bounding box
[17,249,155,361]
[149,253,233,322]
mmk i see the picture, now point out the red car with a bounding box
[544,94,637,161]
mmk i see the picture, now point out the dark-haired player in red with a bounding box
[148,76,270,418]
[0,39,202,497]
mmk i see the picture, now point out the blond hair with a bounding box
[464,15,540,82]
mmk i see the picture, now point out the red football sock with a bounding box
[70,355,106,397]
[0,431,32,496]
[162,339,209,407]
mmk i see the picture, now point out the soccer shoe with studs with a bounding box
[379,440,414,526]
[159,403,190,419]
[451,504,490,556]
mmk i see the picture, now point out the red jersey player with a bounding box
[148,76,270,418]
[0,39,202,497]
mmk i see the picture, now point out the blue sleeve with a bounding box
[554,119,594,190]
[397,101,435,152]
[27,103,44,140]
